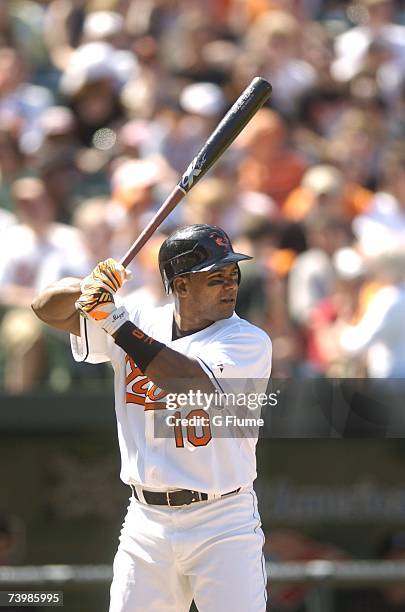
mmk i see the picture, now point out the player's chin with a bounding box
[216,300,235,318]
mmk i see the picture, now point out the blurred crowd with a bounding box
[0,0,405,392]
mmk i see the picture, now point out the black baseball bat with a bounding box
[120,77,272,267]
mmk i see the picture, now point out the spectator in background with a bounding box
[0,47,53,155]
[0,126,27,213]
[107,156,175,293]
[154,82,226,176]
[31,105,105,225]
[59,41,136,146]
[123,233,170,311]
[244,10,318,118]
[300,20,337,83]
[36,105,78,157]
[287,211,353,327]
[71,196,115,271]
[0,0,50,79]
[35,150,84,225]
[339,251,405,378]
[332,0,405,86]
[160,9,228,84]
[81,10,128,48]
[237,108,308,207]
[182,178,239,238]
[0,177,84,307]
[283,164,348,222]
[327,107,386,189]
[235,213,278,330]
[306,247,367,377]
[353,142,405,257]
[284,162,374,223]
[0,177,86,393]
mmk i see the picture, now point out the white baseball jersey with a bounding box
[71,301,272,494]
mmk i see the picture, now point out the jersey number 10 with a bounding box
[173,409,212,448]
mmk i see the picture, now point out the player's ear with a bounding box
[173,275,190,297]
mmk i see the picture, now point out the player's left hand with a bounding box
[81,258,131,295]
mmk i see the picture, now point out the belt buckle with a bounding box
[166,489,203,506]
[166,489,182,506]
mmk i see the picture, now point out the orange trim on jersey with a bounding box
[144,402,167,411]
[126,393,147,405]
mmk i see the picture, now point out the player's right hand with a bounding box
[81,258,132,295]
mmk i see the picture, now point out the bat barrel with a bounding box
[178,77,272,193]
[120,77,272,268]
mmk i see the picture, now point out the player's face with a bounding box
[179,263,240,325]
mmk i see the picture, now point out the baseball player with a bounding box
[32,224,272,612]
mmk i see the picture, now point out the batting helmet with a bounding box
[159,224,252,294]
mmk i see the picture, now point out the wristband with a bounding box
[101,305,129,335]
[114,321,166,372]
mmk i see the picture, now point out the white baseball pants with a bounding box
[109,487,267,612]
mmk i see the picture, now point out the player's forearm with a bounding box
[113,321,215,394]
[145,347,215,394]
[31,277,81,335]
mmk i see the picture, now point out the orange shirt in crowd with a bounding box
[238,151,307,208]
[282,183,373,221]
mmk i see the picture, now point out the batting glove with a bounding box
[76,259,131,336]
[81,258,131,295]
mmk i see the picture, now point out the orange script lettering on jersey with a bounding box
[125,355,167,410]
[125,355,150,405]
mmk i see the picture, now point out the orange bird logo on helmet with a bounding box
[210,234,229,249]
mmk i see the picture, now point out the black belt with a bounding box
[131,485,241,507]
